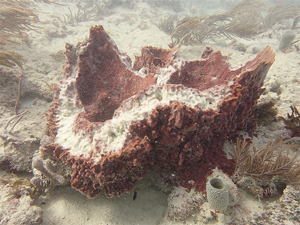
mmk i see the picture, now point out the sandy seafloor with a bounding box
[1,0,300,224]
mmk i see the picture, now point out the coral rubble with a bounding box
[0,173,43,224]
[30,153,70,190]
[166,186,205,221]
[253,185,300,224]
[43,25,275,198]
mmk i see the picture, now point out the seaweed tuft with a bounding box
[255,101,278,126]
[283,106,300,137]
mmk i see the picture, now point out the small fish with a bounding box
[133,191,137,200]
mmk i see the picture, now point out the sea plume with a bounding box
[230,135,300,185]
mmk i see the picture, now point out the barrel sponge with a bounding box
[206,177,229,212]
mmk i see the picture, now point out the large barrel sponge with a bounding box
[43,25,275,198]
[206,177,229,212]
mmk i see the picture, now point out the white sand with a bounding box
[38,185,168,225]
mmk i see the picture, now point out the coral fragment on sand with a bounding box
[43,25,275,198]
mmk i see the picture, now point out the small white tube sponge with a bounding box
[278,30,296,50]
[206,177,229,212]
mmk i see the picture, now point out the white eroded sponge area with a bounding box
[93,85,221,160]
[55,77,94,158]
[56,78,225,161]
[56,114,95,158]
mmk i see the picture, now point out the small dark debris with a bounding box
[133,191,137,200]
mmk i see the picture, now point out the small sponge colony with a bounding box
[206,177,229,212]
